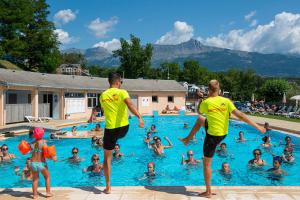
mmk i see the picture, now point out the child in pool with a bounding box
[281,147,295,163]
[113,144,124,158]
[30,128,56,199]
[267,156,288,176]
[261,136,272,148]
[15,158,32,180]
[145,162,156,177]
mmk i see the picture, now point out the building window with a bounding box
[87,93,98,108]
[152,96,158,103]
[168,96,174,103]
[8,93,17,104]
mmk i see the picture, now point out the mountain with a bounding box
[63,39,300,77]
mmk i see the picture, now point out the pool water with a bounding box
[0,116,299,188]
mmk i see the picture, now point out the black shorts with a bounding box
[203,133,226,158]
[103,125,129,150]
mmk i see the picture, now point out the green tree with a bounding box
[160,62,180,80]
[113,34,153,78]
[61,53,87,68]
[259,79,290,103]
[181,60,210,84]
[0,0,60,72]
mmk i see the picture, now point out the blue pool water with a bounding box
[0,115,299,188]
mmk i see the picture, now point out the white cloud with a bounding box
[93,38,121,52]
[155,21,194,45]
[244,10,258,27]
[250,19,258,27]
[245,10,256,21]
[54,9,77,25]
[88,17,118,38]
[54,29,77,45]
[199,12,300,54]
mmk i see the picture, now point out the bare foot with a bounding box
[103,188,111,194]
[46,193,54,198]
[198,191,212,198]
[32,194,38,199]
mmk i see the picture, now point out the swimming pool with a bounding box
[0,115,299,188]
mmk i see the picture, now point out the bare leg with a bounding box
[199,156,213,198]
[103,149,113,194]
[32,171,39,199]
[41,167,53,197]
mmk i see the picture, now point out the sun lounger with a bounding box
[25,116,42,123]
[39,117,52,122]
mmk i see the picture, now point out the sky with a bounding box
[48,0,300,54]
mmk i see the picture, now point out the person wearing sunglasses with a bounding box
[181,150,201,165]
[0,144,16,162]
[100,72,144,194]
[68,147,82,162]
[84,154,103,174]
[248,149,266,167]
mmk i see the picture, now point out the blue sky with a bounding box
[48,0,300,54]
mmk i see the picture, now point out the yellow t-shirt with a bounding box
[100,88,130,129]
[200,96,236,136]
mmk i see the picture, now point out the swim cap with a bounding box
[33,128,44,140]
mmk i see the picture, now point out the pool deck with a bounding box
[0,186,300,200]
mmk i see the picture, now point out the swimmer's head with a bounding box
[151,124,156,129]
[208,80,220,94]
[72,126,77,131]
[262,136,270,143]
[33,128,44,140]
[153,136,158,141]
[285,136,291,143]
[50,133,55,140]
[146,132,151,138]
[187,150,194,158]
[114,144,120,152]
[239,131,244,138]
[26,157,31,165]
[91,154,99,163]
[92,136,98,143]
[96,124,101,128]
[253,149,262,157]
[273,156,282,168]
[147,162,155,172]
[155,137,162,146]
[72,147,79,155]
[222,162,230,172]
[1,144,8,152]
[220,143,227,150]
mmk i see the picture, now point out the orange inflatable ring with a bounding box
[18,140,31,155]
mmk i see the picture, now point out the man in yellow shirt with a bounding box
[100,73,144,194]
[180,80,265,198]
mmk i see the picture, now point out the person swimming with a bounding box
[71,126,77,135]
[149,136,173,155]
[267,156,288,179]
[149,124,157,133]
[264,122,272,132]
[261,136,272,148]
[181,150,202,165]
[281,136,297,153]
[145,162,156,177]
[220,162,231,175]
[15,158,32,180]
[216,143,228,155]
[248,149,266,167]
[68,147,83,162]
[281,147,295,163]
[144,132,152,144]
[113,144,124,158]
[235,131,246,142]
[183,123,189,129]
[0,144,16,162]
[91,124,103,132]
[84,154,103,174]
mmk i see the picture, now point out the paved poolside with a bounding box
[0,186,300,199]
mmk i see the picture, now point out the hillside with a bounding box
[63,39,300,77]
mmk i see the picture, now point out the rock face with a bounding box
[63,39,300,77]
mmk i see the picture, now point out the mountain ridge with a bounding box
[62,39,300,77]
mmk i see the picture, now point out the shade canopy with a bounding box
[290,95,300,100]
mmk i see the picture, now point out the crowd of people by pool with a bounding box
[0,74,299,199]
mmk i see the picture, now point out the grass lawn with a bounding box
[248,113,300,123]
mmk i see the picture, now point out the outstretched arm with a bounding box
[164,136,173,148]
[179,115,205,145]
[124,98,144,128]
[232,109,266,134]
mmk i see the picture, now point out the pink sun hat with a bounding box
[33,128,44,140]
